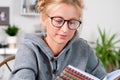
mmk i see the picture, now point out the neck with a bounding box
[44,38,66,56]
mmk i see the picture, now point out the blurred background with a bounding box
[0,0,120,80]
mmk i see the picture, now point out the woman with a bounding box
[9,0,106,80]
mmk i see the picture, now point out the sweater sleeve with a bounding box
[9,44,38,80]
[85,45,107,79]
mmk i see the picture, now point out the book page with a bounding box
[105,70,120,80]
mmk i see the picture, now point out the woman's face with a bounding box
[43,3,81,45]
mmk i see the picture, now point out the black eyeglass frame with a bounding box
[48,16,82,30]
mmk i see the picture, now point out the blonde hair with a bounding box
[37,0,84,14]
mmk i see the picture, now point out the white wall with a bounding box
[0,0,120,43]
[81,0,120,41]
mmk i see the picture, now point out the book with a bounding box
[55,65,120,80]
[104,70,120,80]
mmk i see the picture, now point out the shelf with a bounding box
[0,48,17,54]
[21,12,40,16]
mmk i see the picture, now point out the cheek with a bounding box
[45,20,56,34]
[47,26,59,36]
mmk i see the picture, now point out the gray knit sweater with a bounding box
[9,32,106,80]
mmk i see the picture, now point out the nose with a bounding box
[60,22,69,32]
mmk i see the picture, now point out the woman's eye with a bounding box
[56,20,63,23]
[54,18,63,24]
[69,21,75,25]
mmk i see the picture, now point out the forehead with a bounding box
[47,3,81,19]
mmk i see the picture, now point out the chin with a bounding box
[56,39,69,45]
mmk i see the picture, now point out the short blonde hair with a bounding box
[37,0,84,14]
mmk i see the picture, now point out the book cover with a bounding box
[56,65,100,80]
[56,65,120,80]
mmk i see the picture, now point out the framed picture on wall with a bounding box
[0,7,9,25]
[21,0,39,16]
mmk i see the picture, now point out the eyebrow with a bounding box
[49,15,80,20]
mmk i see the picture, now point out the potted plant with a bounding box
[4,24,19,48]
[94,27,120,72]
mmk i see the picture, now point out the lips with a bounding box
[58,34,67,39]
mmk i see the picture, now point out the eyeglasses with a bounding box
[48,16,82,30]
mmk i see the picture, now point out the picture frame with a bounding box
[21,0,39,16]
[0,7,9,25]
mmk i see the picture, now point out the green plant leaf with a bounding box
[5,24,19,36]
[94,27,120,72]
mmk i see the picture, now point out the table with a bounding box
[0,48,17,54]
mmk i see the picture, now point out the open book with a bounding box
[56,65,120,80]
